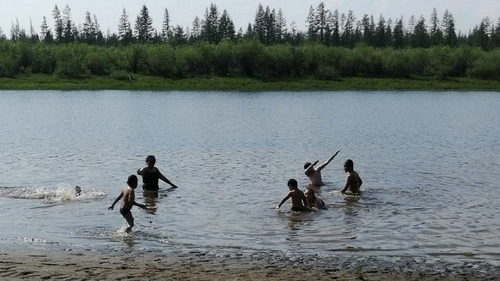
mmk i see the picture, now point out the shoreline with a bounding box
[1,74,500,91]
[0,243,498,281]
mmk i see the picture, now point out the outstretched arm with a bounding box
[317,150,340,171]
[277,193,291,209]
[305,160,319,174]
[108,192,123,210]
[159,171,177,188]
[133,201,146,209]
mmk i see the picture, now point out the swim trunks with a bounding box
[120,208,131,217]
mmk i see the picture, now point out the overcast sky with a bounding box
[1,0,499,37]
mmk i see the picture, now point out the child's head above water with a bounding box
[287,178,298,190]
[303,162,312,170]
[127,175,138,189]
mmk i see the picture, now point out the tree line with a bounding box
[2,40,500,80]
[1,2,500,50]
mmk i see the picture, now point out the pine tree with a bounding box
[118,8,133,44]
[218,9,235,41]
[275,8,287,43]
[342,10,355,47]
[62,5,74,43]
[254,3,266,43]
[361,14,372,45]
[412,16,429,48]
[442,10,456,46]
[330,10,340,46]
[82,11,95,44]
[201,3,219,43]
[393,17,405,48]
[315,2,329,43]
[191,16,201,41]
[385,18,393,47]
[245,23,254,38]
[162,8,171,41]
[264,7,276,44]
[172,25,187,45]
[53,5,63,43]
[306,5,317,41]
[40,16,50,41]
[375,14,386,47]
[430,8,443,45]
[135,4,154,43]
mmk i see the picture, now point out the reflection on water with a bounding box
[0,90,499,262]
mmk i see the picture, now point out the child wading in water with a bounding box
[277,179,312,212]
[108,175,146,233]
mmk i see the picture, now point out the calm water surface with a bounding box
[0,90,499,262]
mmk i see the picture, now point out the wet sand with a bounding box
[1,247,498,281]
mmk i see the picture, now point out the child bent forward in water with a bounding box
[277,179,312,212]
[108,175,146,233]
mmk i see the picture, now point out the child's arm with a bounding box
[276,193,291,209]
[305,160,319,174]
[317,150,340,171]
[108,192,123,210]
[341,175,353,194]
[133,201,147,209]
[137,167,145,175]
[159,171,177,188]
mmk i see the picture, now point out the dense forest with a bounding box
[1,2,500,80]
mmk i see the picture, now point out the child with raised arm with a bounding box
[304,150,340,187]
[108,175,146,233]
[277,179,311,212]
[341,159,363,194]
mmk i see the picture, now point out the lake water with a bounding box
[0,90,499,263]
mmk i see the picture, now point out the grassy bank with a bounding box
[1,74,500,91]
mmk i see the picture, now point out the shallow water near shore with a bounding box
[0,90,499,265]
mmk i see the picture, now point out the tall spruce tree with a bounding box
[191,16,201,41]
[342,10,355,47]
[118,8,133,44]
[375,14,386,47]
[393,17,405,48]
[218,9,235,41]
[40,16,49,41]
[201,3,219,43]
[306,6,317,41]
[62,5,74,43]
[315,2,329,43]
[442,10,456,46]
[412,16,429,48]
[254,4,266,43]
[430,8,443,45]
[330,10,340,46]
[53,5,63,43]
[162,8,171,41]
[135,4,153,43]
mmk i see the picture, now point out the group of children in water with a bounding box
[277,150,362,212]
[109,151,362,232]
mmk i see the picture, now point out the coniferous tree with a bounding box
[264,7,276,44]
[492,17,500,48]
[393,17,405,48]
[375,14,386,47]
[118,8,133,44]
[82,11,95,44]
[275,8,287,43]
[172,25,187,45]
[62,5,74,43]
[10,18,21,41]
[53,5,63,43]
[430,8,443,45]
[330,10,340,46]
[412,16,429,48]
[218,9,235,41]
[306,6,317,41]
[40,16,50,41]
[0,27,6,41]
[442,10,457,46]
[245,23,254,38]
[315,2,329,43]
[342,10,355,47]
[254,4,266,43]
[162,8,171,42]
[385,18,393,47]
[29,18,39,42]
[135,4,154,43]
[191,16,201,42]
[201,3,219,43]
[361,14,372,45]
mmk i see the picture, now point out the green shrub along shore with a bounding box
[1,40,500,90]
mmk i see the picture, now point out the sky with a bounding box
[0,0,499,37]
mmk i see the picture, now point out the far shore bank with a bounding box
[1,74,500,91]
[0,245,498,281]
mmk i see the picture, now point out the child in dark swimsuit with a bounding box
[137,155,177,192]
[277,179,312,212]
[305,189,327,210]
[108,175,146,233]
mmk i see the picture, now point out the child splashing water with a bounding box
[108,175,146,233]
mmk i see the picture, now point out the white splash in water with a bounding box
[0,183,105,203]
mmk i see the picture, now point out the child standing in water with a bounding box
[277,179,311,212]
[304,150,340,187]
[108,175,146,233]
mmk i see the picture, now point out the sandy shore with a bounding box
[1,245,499,281]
